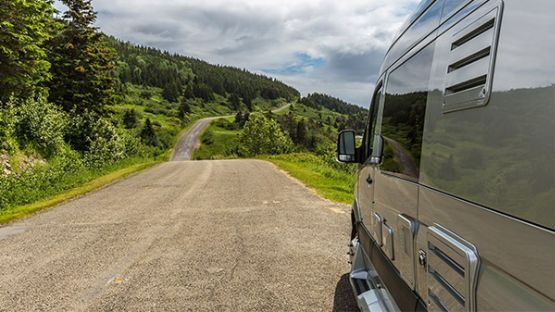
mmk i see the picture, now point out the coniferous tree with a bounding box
[295,119,307,146]
[122,109,138,129]
[229,93,241,111]
[162,81,180,102]
[0,0,61,103]
[48,0,117,114]
[140,118,159,147]
[178,98,190,119]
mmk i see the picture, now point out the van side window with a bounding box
[380,44,435,180]
[441,0,467,21]
[365,84,383,160]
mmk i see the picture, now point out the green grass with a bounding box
[193,121,240,160]
[0,158,160,225]
[260,153,356,204]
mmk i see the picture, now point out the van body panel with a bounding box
[348,0,555,310]
[420,0,555,230]
[418,186,555,308]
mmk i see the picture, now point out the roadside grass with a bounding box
[0,158,160,225]
[260,153,355,204]
[193,121,240,160]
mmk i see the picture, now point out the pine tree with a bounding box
[140,118,160,147]
[48,0,117,114]
[229,93,241,111]
[122,109,138,129]
[295,119,307,146]
[162,81,180,102]
[178,98,190,119]
[0,0,61,103]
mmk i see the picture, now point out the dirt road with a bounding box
[0,160,357,311]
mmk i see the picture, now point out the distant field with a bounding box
[193,120,241,160]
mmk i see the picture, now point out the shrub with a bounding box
[83,118,128,167]
[0,102,17,153]
[238,114,293,157]
[64,110,129,166]
[14,96,67,158]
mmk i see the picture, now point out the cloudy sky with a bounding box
[55,0,420,107]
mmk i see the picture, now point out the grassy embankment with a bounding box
[261,153,356,204]
[0,158,157,224]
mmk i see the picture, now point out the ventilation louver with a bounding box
[426,225,480,312]
[443,7,502,113]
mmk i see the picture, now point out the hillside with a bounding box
[0,0,367,218]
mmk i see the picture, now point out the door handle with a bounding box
[366,176,373,185]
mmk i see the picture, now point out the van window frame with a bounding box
[379,42,435,182]
[363,81,384,162]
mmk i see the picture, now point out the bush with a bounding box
[238,114,293,156]
[0,102,17,153]
[13,96,67,157]
[83,118,129,167]
[64,110,130,166]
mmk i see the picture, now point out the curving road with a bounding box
[0,164,357,310]
[171,104,292,161]
[170,118,214,161]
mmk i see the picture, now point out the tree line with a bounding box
[107,38,301,106]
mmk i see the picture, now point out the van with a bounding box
[336,0,554,311]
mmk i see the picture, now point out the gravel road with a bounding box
[0,160,358,311]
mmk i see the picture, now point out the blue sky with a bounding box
[55,0,420,107]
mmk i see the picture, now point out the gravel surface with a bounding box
[0,160,358,311]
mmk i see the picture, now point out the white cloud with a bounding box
[56,0,420,107]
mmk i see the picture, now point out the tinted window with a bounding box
[385,0,442,69]
[364,84,383,159]
[441,0,467,21]
[380,44,434,180]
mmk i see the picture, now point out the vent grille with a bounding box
[442,7,502,113]
[426,225,480,312]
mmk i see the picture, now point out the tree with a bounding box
[178,98,190,119]
[238,114,293,156]
[162,81,180,102]
[193,83,214,101]
[295,119,307,146]
[139,118,159,147]
[229,93,241,111]
[244,96,253,111]
[0,0,61,103]
[122,109,138,129]
[48,0,117,114]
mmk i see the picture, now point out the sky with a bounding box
[55,0,420,107]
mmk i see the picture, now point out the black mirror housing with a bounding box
[337,129,358,163]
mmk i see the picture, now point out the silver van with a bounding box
[337,0,554,311]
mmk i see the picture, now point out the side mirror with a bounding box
[337,130,357,163]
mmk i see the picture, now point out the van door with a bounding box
[373,41,436,291]
[356,83,384,237]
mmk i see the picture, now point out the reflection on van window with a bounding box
[381,44,434,180]
[441,0,467,21]
[385,0,442,69]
